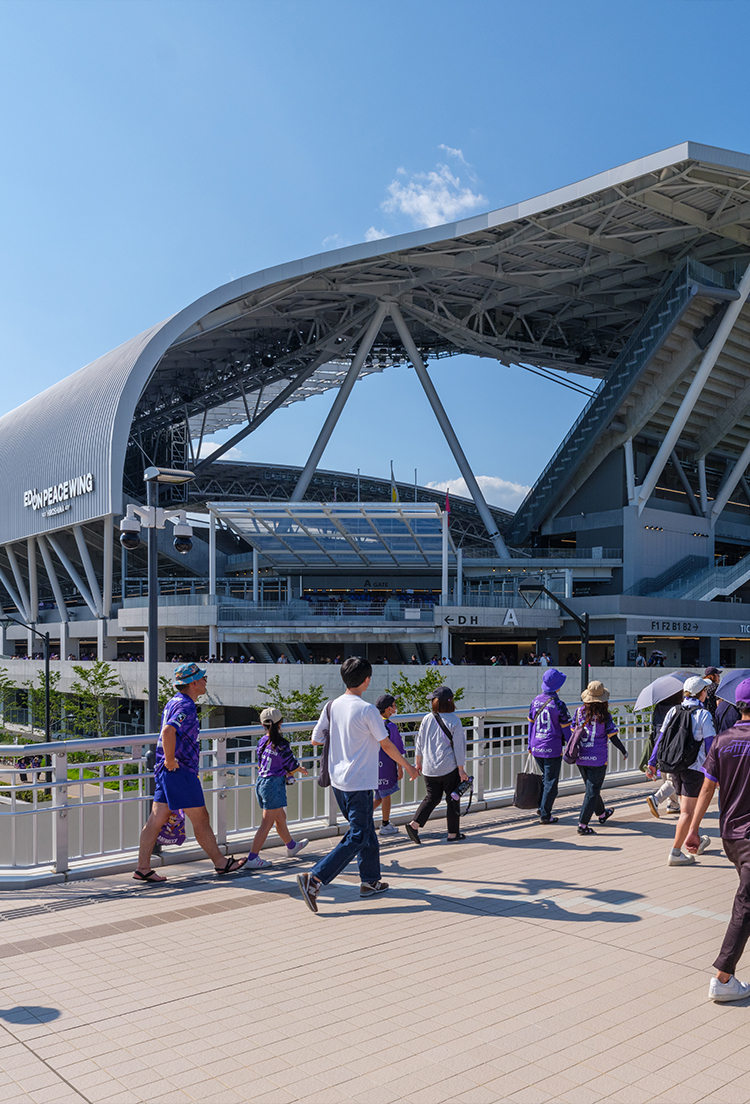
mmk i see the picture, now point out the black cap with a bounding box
[430,685,454,704]
[705,666,723,677]
[376,693,396,713]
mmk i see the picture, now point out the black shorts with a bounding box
[671,768,704,799]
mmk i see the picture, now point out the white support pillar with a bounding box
[711,438,750,525]
[27,537,38,623]
[671,451,702,517]
[46,535,98,617]
[698,457,708,515]
[73,526,103,617]
[565,569,573,599]
[291,303,388,501]
[102,515,113,619]
[456,546,463,605]
[637,262,750,514]
[624,439,636,505]
[209,511,217,657]
[0,563,27,619]
[6,546,31,621]
[38,536,70,659]
[389,303,510,557]
[441,509,450,661]
[252,547,259,604]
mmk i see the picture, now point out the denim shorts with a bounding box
[153,766,205,811]
[376,780,400,799]
[256,775,288,810]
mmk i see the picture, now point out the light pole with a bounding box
[119,466,195,740]
[519,582,590,696]
[0,615,52,742]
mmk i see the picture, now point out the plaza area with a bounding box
[1,781,748,1104]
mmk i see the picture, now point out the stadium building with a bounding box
[4,141,750,699]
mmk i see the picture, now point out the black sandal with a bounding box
[577,824,596,835]
[215,857,248,876]
[447,832,466,842]
[132,869,167,884]
[540,816,559,825]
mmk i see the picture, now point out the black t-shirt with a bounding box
[704,723,750,839]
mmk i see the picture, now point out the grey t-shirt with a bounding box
[415,712,466,776]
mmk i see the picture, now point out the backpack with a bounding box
[656,704,702,773]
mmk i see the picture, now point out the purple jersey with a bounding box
[378,719,404,790]
[155,692,201,775]
[257,734,300,778]
[572,706,617,767]
[528,692,571,758]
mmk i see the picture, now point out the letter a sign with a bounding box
[503,609,519,627]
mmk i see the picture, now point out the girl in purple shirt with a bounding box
[572,681,627,835]
[246,708,310,869]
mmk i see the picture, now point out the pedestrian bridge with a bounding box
[0,704,649,888]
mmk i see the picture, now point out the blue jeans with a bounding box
[578,764,607,825]
[311,788,381,886]
[533,755,562,820]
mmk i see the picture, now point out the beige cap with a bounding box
[260,707,282,725]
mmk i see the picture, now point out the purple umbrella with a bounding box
[716,669,750,705]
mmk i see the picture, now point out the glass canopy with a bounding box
[205,501,455,568]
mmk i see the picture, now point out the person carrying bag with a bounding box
[524,668,572,824]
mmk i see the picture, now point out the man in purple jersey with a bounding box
[686,676,750,1001]
[527,668,572,824]
[133,663,247,884]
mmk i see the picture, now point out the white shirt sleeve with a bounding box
[451,716,467,768]
[415,716,427,757]
[311,703,329,745]
[366,704,388,743]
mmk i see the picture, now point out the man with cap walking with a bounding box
[527,668,572,825]
[704,666,723,727]
[686,675,750,1001]
[133,663,247,883]
[647,675,715,867]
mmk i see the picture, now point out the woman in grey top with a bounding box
[406,686,469,844]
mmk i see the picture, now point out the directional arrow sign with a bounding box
[444,616,454,624]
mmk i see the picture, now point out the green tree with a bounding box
[254,674,327,723]
[67,661,122,739]
[24,669,63,736]
[388,668,465,716]
[0,667,17,724]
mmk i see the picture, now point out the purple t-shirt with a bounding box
[703,723,750,839]
[378,719,405,789]
[528,692,571,758]
[572,706,617,767]
[155,692,201,775]
[257,734,300,779]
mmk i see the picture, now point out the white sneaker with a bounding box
[646,795,659,819]
[696,835,711,856]
[709,976,750,1002]
[667,850,695,866]
[667,802,681,814]
[246,855,272,869]
[379,823,400,836]
[287,839,309,857]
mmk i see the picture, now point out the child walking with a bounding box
[373,693,405,836]
[246,707,309,869]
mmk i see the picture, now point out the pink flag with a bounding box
[445,488,450,517]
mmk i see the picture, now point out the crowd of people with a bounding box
[133,656,750,1005]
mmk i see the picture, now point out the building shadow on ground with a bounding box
[0,1006,61,1024]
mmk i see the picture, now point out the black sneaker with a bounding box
[297,872,321,913]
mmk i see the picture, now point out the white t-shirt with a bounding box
[312,693,387,792]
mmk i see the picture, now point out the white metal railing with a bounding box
[0,702,650,881]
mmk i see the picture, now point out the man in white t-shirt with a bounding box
[297,657,418,913]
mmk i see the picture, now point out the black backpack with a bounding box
[656,704,702,773]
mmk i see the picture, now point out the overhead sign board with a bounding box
[435,606,561,630]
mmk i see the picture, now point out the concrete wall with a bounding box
[0,659,690,716]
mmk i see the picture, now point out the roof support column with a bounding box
[209,510,217,658]
[624,439,636,506]
[711,441,750,525]
[441,508,449,661]
[102,516,113,620]
[0,562,28,620]
[671,452,702,517]
[47,535,98,618]
[698,458,708,515]
[7,546,31,621]
[27,538,38,624]
[73,527,103,618]
[389,303,510,557]
[38,536,69,627]
[290,303,388,502]
[636,262,750,515]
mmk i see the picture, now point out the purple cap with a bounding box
[705,666,723,677]
[542,668,566,692]
[735,678,750,705]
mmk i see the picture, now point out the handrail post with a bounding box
[52,751,68,874]
[473,715,485,803]
[326,784,337,828]
[212,735,227,849]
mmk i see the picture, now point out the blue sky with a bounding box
[2,0,750,510]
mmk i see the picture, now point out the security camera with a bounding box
[119,516,141,551]
[172,520,193,555]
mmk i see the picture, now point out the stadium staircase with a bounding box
[646,553,750,602]
[507,260,730,545]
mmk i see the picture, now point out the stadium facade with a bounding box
[4,141,750,688]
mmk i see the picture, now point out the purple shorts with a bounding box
[153,766,205,811]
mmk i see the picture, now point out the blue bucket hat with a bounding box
[541,668,566,693]
[173,662,207,687]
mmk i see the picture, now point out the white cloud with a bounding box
[196,441,244,461]
[438,144,469,166]
[426,475,530,512]
[381,160,487,229]
[364,226,388,241]
[321,233,352,250]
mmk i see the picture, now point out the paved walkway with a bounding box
[1,782,749,1104]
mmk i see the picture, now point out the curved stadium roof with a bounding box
[3,140,750,548]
